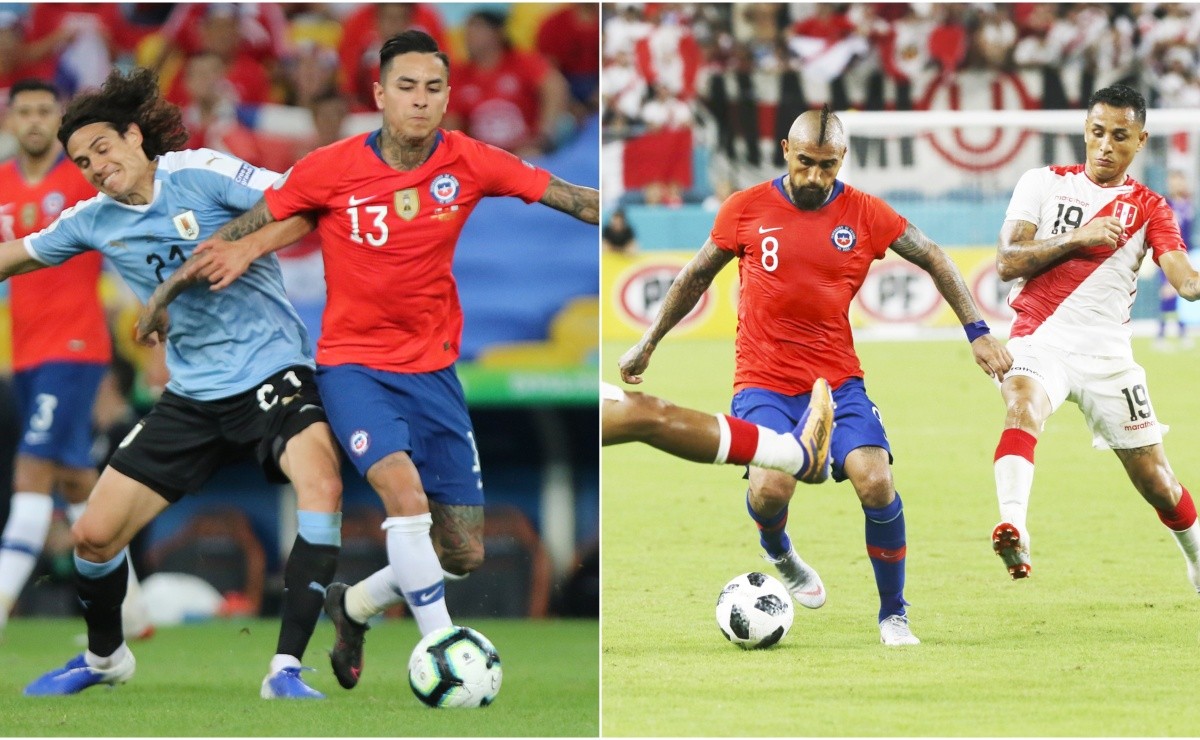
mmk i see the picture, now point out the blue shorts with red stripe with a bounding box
[731,376,892,482]
[13,361,107,469]
[316,363,484,506]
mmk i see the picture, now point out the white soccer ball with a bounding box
[715,572,794,649]
[408,625,503,708]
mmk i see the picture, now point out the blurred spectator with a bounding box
[281,40,340,109]
[602,209,638,254]
[337,3,448,112]
[536,4,599,109]
[601,48,645,134]
[787,4,868,84]
[635,5,703,99]
[641,82,691,131]
[926,4,968,75]
[0,12,26,95]
[603,3,652,60]
[1154,45,1200,108]
[156,2,290,66]
[164,5,276,106]
[21,4,134,95]
[970,5,1016,71]
[295,89,351,158]
[1156,169,1195,349]
[444,10,572,158]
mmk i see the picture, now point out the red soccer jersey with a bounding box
[264,128,552,372]
[0,156,110,370]
[710,178,907,395]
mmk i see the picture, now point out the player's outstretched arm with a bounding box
[619,239,733,383]
[997,217,1123,281]
[194,200,316,291]
[538,175,599,224]
[0,239,45,281]
[890,223,1013,379]
[1160,250,1200,301]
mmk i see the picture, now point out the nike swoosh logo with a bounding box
[758,226,783,234]
[348,195,380,206]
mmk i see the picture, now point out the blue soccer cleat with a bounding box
[260,666,325,699]
[25,651,136,696]
[793,377,834,484]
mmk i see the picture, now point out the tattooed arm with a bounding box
[618,239,734,383]
[135,201,316,345]
[890,222,1013,379]
[1160,250,1200,301]
[539,175,599,224]
[997,216,1123,281]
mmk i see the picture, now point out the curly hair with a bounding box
[58,68,188,158]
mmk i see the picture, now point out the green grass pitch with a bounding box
[602,337,1200,737]
[0,617,597,736]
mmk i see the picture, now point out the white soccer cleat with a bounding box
[992,522,1031,579]
[879,614,920,646]
[764,549,826,609]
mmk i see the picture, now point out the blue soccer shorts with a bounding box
[731,376,892,482]
[13,361,108,469]
[316,363,485,506]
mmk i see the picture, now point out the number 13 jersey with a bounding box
[1004,165,1186,358]
[264,128,552,373]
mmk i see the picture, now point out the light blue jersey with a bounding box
[23,149,314,401]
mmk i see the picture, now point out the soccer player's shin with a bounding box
[863,493,907,622]
[0,492,54,627]
[1154,486,1200,591]
[994,428,1037,533]
[746,491,791,558]
[275,511,341,668]
[75,550,129,660]
[382,513,453,635]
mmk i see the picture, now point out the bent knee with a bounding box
[70,521,120,562]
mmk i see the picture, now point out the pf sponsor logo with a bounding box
[349,430,370,456]
[830,225,857,252]
[615,262,712,330]
[430,173,460,204]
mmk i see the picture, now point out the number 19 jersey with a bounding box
[710,178,907,396]
[1004,165,1186,358]
[263,128,552,373]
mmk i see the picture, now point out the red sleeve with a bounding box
[1147,195,1187,264]
[517,50,551,86]
[262,147,337,221]
[710,192,749,256]
[868,193,907,258]
[470,138,552,202]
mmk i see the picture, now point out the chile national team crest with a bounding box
[830,225,857,252]
[349,429,370,457]
[430,173,460,205]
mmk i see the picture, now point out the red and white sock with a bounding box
[994,428,1037,535]
[714,415,806,474]
[1157,488,1200,585]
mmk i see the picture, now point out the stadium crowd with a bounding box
[603,2,1200,205]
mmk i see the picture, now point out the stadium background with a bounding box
[601,2,1200,735]
[0,3,600,626]
[601,2,1200,344]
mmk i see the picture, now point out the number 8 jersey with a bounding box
[1004,164,1186,358]
[710,177,906,396]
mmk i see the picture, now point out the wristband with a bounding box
[964,320,990,343]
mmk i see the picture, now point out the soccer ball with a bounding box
[408,625,502,708]
[715,572,794,649]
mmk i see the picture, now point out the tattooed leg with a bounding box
[428,502,485,576]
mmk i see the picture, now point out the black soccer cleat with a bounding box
[324,582,369,689]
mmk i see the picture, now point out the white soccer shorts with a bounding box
[1004,336,1167,450]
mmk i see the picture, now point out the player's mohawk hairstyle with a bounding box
[59,68,187,158]
[818,104,832,146]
